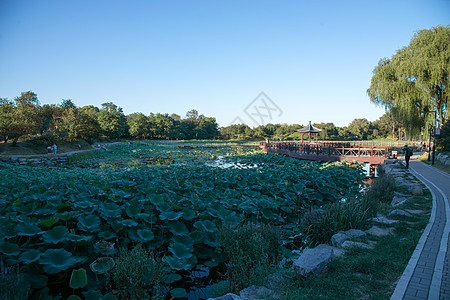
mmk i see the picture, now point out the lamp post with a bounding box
[421,110,437,165]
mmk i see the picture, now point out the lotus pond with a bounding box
[0,141,365,299]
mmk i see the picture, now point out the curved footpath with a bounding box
[391,158,450,300]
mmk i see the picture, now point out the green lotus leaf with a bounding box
[70,268,88,289]
[193,220,217,232]
[98,231,117,240]
[182,208,196,220]
[73,199,95,209]
[67,233,93,243]
[194,246,211,259]
[82,290,104,300]
[189,231,204,244]
[163,273,182,284]
[102,292,117,300]
[170,288,187,298]
[204,260,218,268]
[168,222,189,236]
[20,249,41,263]
[40,217,59,228]
[94,240,116,255]
[168,242,194,259]
[171,235,194,247]
[26,273,48,289]
[0,241,20,256]
[39,249,86,274]
[78,215,101,232]
[118,219,138,227]
[204,232,220,247]
[146,234,164,249]
[261,207,273,219]
[164,255,197,270]
[159,211,183,221]
[15,222,44,236]
[99,203,122,218]
[67,295,82,300]
[90,257,115,274]
[125,204,142,217]
[56,211,73,221]
[137,229,154,241]
[42,225,69,244]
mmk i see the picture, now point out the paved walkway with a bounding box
[391,159,450,300]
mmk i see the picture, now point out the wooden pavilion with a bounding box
[298,121,322,143]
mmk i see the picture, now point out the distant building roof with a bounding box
[298,121,322,133]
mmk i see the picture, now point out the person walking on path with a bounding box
[403,144,412,169]
[52,143,57,154]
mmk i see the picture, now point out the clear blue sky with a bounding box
[1,0,449,127]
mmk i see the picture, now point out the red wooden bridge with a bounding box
[260,141,420,165]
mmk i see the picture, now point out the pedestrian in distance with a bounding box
[403,144,412,169]
[52,143,57,154]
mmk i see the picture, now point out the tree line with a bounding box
[1,91,415,145]
[0,92,219,145]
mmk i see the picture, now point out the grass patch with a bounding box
[278,175,432,299]
[418,152,450,174]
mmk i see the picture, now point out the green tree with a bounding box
[367,25,450,135]
[58,108,99,141]
[127,113,149,139]
[98,102,128,138]
[1,92,42,145]
[348,118,370,140]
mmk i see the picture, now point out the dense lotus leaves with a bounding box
[42,225,69,244]
[0,241,21,255]
[168,221,189,236]
[15,222,44,236]
[0,142,365,296]
[20,249,41,263]
[78,215,101,232]
[39,249,86,274]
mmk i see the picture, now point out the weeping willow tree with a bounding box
[367,25,449,139]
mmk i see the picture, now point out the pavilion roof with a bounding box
[298,121,322,133]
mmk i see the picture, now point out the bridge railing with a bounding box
[260,141,394,158]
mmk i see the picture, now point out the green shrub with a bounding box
[366,173,395,204]
[301,196,377,245]
[112,244,167,300]
[218,222,283,293]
